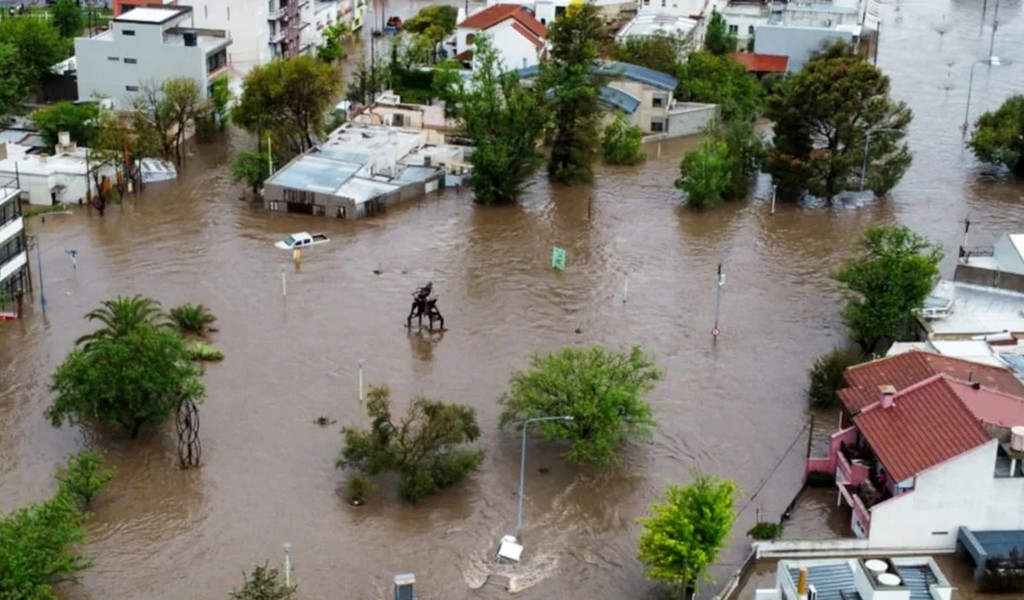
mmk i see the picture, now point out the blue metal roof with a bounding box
[787,565,861,600]
[1002,355,1024,378]
[599,86,641,114]
[514,61,678,91]
[893,565,940,600]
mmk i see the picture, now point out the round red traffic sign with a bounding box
[712,328,721,337]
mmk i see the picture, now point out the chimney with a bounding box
[879,385,896,409]
[797,567,809,596]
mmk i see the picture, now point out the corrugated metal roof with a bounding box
[600,86,641,114]
[787,564,861,600]
[514,61,679,91]
[894,565,939,600]
[854,375,992,482]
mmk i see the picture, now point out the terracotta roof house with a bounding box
[838,349,1024,416]
[452,4,547,69]
[807,373,1024,549]
[730,52,788,76]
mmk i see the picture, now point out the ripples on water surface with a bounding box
[3,1,1024,598]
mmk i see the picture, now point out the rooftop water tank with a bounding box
[865,560,887,574]
[183,29,198,47]
[877,573,902,587]
[1011,426,1024,452]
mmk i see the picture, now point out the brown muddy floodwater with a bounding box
[4,1,1024,599]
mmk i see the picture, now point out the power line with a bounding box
[734,422,811,520]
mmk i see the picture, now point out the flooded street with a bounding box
[3,1,1024,599]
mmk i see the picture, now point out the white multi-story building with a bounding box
[75,6,232,109]
[454,4,548,70]
[0,176,29,315]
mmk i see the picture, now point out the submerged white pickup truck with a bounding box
[274,232,330,251]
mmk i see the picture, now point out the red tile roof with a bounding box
[511,21,544,48]
[948,379,1024,429]
[731,52,788,73]
[458,4,546,38]
[854,375,992,482]
[838,350,1024,413]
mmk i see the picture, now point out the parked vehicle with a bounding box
[275,232,330,250]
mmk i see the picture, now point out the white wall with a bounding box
[456,23,543,70]
[0,215,22,247]
[869,440,1024,549]
[75,22,208,108]
[994,235,1024,276]
[636,0,704,17]
[179,0,270,71]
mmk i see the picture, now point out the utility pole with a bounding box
[989,0,1000,63]
[712,260,724,339]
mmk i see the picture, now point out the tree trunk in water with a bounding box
[131,420,144,439]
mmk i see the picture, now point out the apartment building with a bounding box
[0,178,29,316]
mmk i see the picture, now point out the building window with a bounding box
[748,25,755,34]
[650,118,665,133]
[207,50,227,73]
[283,189,314,204]
[0,197,22,226]
[652,95,665,108]
[124,57,137,64]
[122,29,136,36]
[107,56,120,61]
[728,24,739,34]
[126,85,139,92]
[465,33,475,45]
[0,234,25,267]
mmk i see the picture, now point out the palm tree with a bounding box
[75,295,168,347]
[169,303,217,336]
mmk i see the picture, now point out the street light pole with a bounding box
[515,415,574,539]
[859,127,902,191]
[963,57,1001,137]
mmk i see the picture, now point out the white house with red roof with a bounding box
[807,368,1024,550]
[453,4,548,70]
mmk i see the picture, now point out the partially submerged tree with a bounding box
[403,5,459,40]
[611,32,689,76]
[808,349,863,409]
[676,137,732,208]
[337,385,484,503]
[134,78,210,165]
[676,52,761,122]
[833,225,942,353]
[602,115,647,165]
[231,150,278,198]
[968,94,1024,177]
[764,42,912,200]
[637,473,738,599]
[169,303,217,336]
[230,562,296,600]
[439,37,548,204]
[499,346,662,466]
[57,450,115,508]
[0,452,112,598]
[233,56,342,159]
[51,296,204,438]
[543,3,606,184]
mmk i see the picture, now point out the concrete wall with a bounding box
[753,25,855,72]
[953,264,1024,294]
[179,0,270,71]
[666,102,717,138]
[456,22,543,70]
[75,23,212,108]
[994,235,1024,276]
[868,440,1024,550]
[1,165,113,205]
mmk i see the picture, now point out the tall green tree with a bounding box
[676,137,732,208]
[499,346,662,466]
[53,0,84,38]
[337,385,484,503]
[135,78,209,165]
[31,101,101,150]
[0,42,30,114]
[968,94,1024,177]
[675,52,761,122]
[611,32,689,76]
[438,37,548,204]
[637,473,738,599]
[0,452,113,599]
[602,114,646,165]
[543,3,606,184]
[233,56,342,158]
[230,563,296,600]
[404,5,459,39]
[833,225,943,353]
[0,17,71,84]
[717,119,765,199]
[703,9,736,55]
[764,42,912,200]
[51,298,204,438]
[317,22,350,63]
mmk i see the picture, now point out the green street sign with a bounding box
[552,247,566,271]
